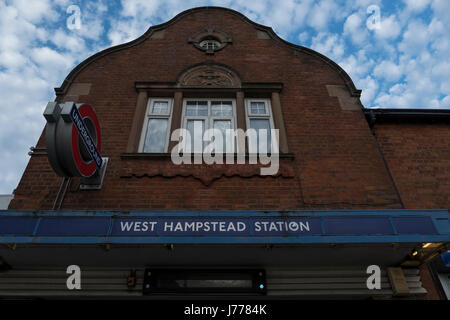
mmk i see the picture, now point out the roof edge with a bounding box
[364,108,450,126]
[54,6,362,99]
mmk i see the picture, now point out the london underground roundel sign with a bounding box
[44,101,103,178]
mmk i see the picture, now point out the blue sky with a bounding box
[0,0,449,194]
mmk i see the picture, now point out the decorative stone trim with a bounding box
[134,81,282,92]
[178,64,241,88]
[326,85,362,111]
[188,28,232,54]
[120,159,295,186]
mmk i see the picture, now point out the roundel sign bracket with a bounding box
[44,101,108,190]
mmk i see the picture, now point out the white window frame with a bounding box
[244,98,278,153]
[138,98,173,153]
[181,98,237,153]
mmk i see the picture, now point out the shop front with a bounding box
[1,209,449,298]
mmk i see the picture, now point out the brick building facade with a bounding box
[1,7,449,299]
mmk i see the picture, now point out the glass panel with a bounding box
[249,119,271,153]
[151,101,169,115]
[157,279,252,289]
[199,40,220,50]
[143,118,168,153]
[211,101,233,116]
[186,279,252,288]
[186,101,208,116]
[250,102,266,115]
[187,119,204,153]
[213,120,232,153]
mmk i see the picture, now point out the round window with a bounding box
[199,39,221,51]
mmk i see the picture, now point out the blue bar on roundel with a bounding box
[70,104,103,169]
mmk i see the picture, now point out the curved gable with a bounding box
[55,6,360,99]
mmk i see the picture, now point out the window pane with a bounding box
[213,120,232,153]
[199,40,221,50]
[143,119,168,152]
[250,102,266,115]
[249,119,271,153]
[186,101,208,116]
[152,101,169,115]
[211,101,233,116]
[187,120,204,153]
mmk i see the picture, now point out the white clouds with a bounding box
[107,19,148,46]
[373,52,450,108]
[232,0,315,38]
[344,13,362,34]
[0,0,449,194]
[107,0,167,46]
[120,0,162,17]
[0,5,42,52]
[431,0,450,23]
[343,13,368,45]
[375,84,415,108]
[427,18,444,37]
[441,96,450,107]
[298,31,309,43]
[374,14,401,40]
[311,32,345,61]
[358,75,379,106]
[431,61,450,78]
[265,0,299,36]
[31,47,73,70]
[0,0,107,193]
[388,83,407,96]
[70,2,108,41]
[339,50,375,81]
[307,0,339,31]
[372,13,450,109]
[354,0,382,7]
[373,60,403,82]
[0,51,27,70]
[51,29,86,53]
[398,20,429,53]
[402,0,431,12]
[0,67,50,193]
[12,0,58,23]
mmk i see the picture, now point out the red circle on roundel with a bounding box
[71,104,101,177]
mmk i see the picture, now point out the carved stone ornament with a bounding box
[120,161,295,186]
[178,64,241,88]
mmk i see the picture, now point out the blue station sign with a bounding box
[111,217,322,236]
[0,210,449,244]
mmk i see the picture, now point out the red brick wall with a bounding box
[9,8,403,211]
[374,122,450,210]
[7,6,447,301]
[419,264,442,300]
